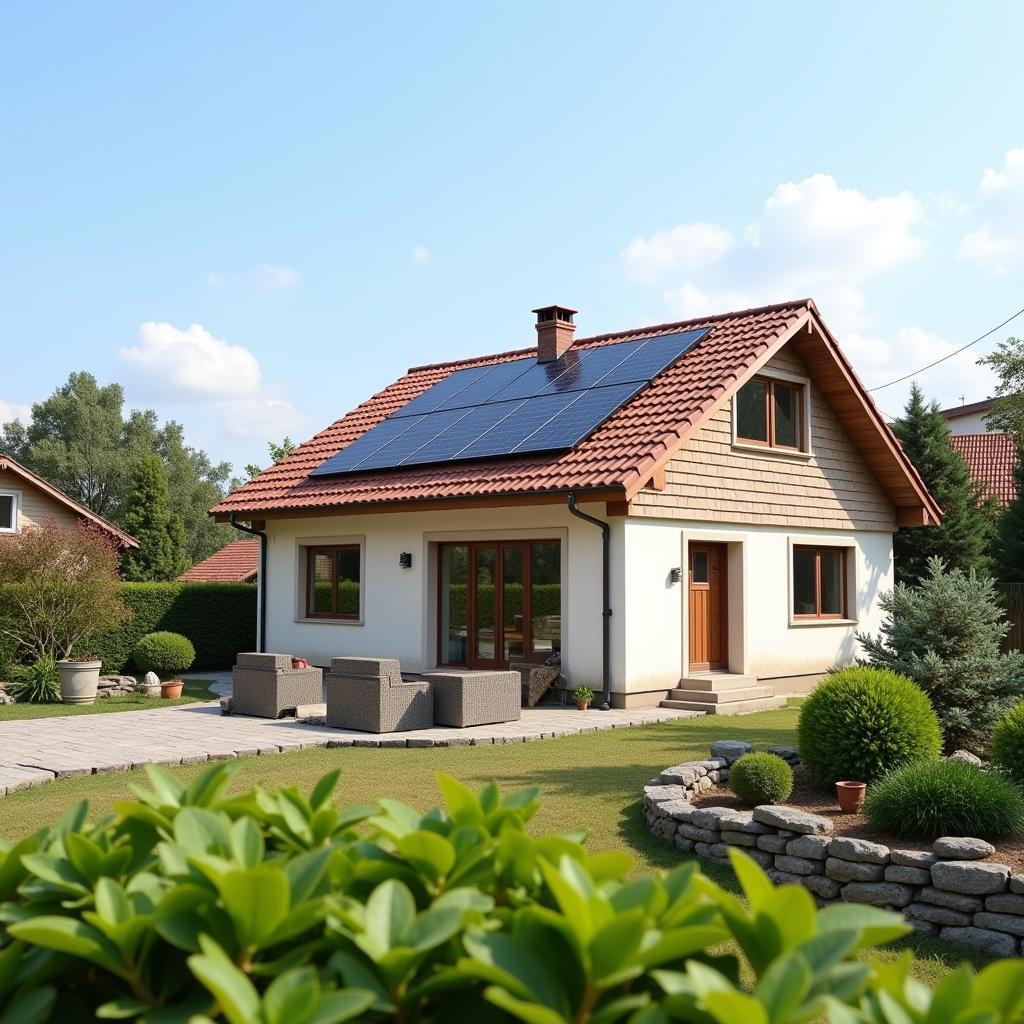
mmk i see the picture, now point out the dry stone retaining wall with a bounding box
[644,741,1024,959]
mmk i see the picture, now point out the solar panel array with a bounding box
[310,327,708,477]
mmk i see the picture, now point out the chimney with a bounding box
[533,304,577,363]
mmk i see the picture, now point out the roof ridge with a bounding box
[406,298,814,374]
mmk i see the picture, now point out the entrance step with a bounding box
[660,695,788,715]
[677,673,758,693]
[666,684,776,705]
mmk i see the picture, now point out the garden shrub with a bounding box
[857,556,1024,753]
[730,752,793,805]
[88,582,256,673]
[6,657,60,703]
[865,759,1024,839]
[2,764,1024,1022]
[798,666,941,783]
[132,631,195,678]
[991,701,1024,781]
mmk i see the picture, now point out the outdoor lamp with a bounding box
[399,552,413,568]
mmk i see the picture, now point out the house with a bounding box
[948,433,1018,507]
[0,454,137,549]
[179,539,259,583]
[212,299,940,713]
[941,397,996,435]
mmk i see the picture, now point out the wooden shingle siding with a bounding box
[0,470,82,532]
[630,346,897,531]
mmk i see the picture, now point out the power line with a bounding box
[867,303,1024,392]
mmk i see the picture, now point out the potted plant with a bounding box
[573,685,593,711]
[132,631,195,699]
[835,780,868,813]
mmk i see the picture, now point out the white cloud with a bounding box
[0,399,31,426]
[120,322,263,399]
[411,245,432,265]
[205,264,301,290]
[960,148,1024,273]
[623,173,924,333]
[220,397,308,440]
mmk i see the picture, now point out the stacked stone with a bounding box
[643,742,1024,958]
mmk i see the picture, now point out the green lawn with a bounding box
[0,702,993,984]
[0,677,217,719]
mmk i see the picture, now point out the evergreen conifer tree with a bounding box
[995,446,1024,582]
[892,383,998,585]
[121,456,188,581]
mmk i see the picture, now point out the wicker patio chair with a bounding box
[231,652,323,719]
[421,669,521,727]
[324,657,432,733]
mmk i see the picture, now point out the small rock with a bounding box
[885,864,931,886]
[917,886,983,913]
[643,784,689,807]
[659,799,696,823]
[765,746,798,760]
[1011,874,1024,895]
[841,881,914,908]
[932,836,996,860]
[768,868,803,885]
[973,912,1024,937]
[707,843,731,861]
[714,809,771,834]
[691,807,733,830]
[891,849,937,869]
[939,926,1017,958]
[756,834,790,854]
[946,750,984,767]
[830,837,890,864]
[910,920,939,936]
[220,697,234,716]
[825,858,885,883]
[0,690,14,705]
[774,854,823,876]
[907,902,971,927]
[752,806,833,835]
[931,861,1010,895]
[709,740,753,761]
[674,835,695,853]
[144,671,160,687]
[987,893,1024,914]
[803,874,842,900]
[721,830,759,848]
[677,822,719,843]
[743,848,774,869]
[659,766,699,786]
[786,835,832,860]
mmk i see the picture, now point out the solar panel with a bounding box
[309,326,708,477]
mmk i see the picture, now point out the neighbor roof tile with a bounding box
[949,433,1019,506]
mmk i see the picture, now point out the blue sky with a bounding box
[2,2,1023,471]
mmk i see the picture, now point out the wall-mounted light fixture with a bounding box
[669,566,683,584]
[399,552,413,569]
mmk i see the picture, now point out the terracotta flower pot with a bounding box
[161,680,184,699]
[836,780,867,813]
[577,700,590,711]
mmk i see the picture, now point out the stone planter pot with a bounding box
[56,659,102,705]
[835,780,867,813]
[161,680,184,699]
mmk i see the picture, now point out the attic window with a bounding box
[0,492,16,533]
[735,376,804,451]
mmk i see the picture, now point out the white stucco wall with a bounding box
[621,518,894,689]
[944,410,992,435]
[260,502,614,690]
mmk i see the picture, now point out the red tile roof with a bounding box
[949,433,1019,506]
[212,298,939,522]
[179,539,259,582]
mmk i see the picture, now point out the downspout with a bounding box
[567,492,612,711]
[229,513,267,653]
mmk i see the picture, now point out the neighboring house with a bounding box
[212,299,940,713]
[179,539,259,583]
[0,454,137,549]
[948,433,1018,507]
[941,397,996,436]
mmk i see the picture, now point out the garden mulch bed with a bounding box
[692,764,1024,874]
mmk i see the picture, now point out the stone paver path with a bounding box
[0,702,698,795]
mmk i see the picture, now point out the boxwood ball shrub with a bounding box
[131,630,195,679]
[729,751,793,805]
[991,701,1024,781]
[798,666,942,783]
[865,758,1024,839]
[3,764,1024,1022]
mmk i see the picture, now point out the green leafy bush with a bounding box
[5,657,60,704]
[857,557,1024,753]
[798,666,942,784]
[991,701,1024,780]
[132,631,195,678]
[85,582,256,673]
[730,752,794,805]
[572,685,594,704]
[865,759,1024,839]
[2,764,1024,1022]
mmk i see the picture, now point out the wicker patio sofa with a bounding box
[421,669,521,728]
[231,652,323,718]
[325,657,433,733]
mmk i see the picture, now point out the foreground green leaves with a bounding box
[0,762,1022,1021]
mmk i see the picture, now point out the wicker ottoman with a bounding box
[422,670,522,727]
[231,653,323,719]
[325,657,432,733]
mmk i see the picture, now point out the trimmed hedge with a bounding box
[89,582,256,673]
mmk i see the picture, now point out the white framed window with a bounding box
[0,490,19,533]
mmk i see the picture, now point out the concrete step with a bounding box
[667,684,776,704]
[660,695,788,715]
[679,673,758,692]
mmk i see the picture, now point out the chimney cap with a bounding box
[532,304,577,324]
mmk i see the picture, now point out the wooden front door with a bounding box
[688,543,727,671]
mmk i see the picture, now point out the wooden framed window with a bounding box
[792,546,847,619]
[305,544,361,619]
[736,376,804,450]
